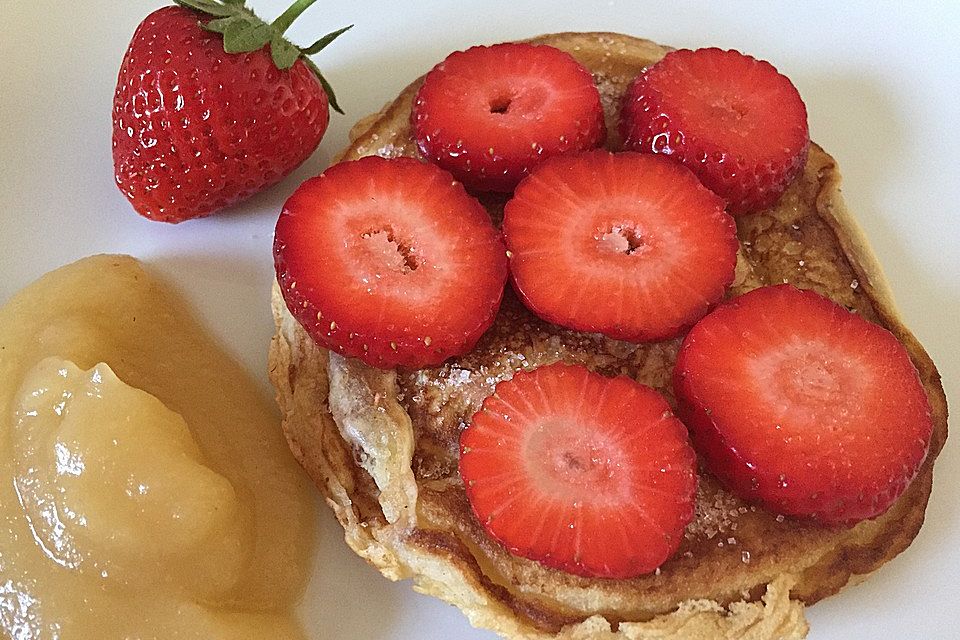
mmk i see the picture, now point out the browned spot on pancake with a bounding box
[287,361,298,388]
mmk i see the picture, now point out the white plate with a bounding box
[1,1,958,638]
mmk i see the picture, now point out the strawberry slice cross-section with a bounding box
[412,42,606,192]
[460,362,697,579]
[503,150,738,342]
[274,156,508,369]
[620,47,810,214]
[674,285,934,524]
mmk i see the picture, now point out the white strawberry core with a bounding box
[598,225,648,256]
[782,357,842,403]
[479,83,549,120]
[751,340,865,426]
[524,417,624,497]
[708,96,749,129]
[359,228,420,275]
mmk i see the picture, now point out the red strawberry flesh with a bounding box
[620,48,809,214]
[460,363,697,578]
[413,43,605,192]
[503,151,738,342]
[274,156,508,368]
[674,285,933,524]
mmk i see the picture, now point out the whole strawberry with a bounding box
[112,1,350,223]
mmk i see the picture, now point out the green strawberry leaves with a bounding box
[207,15,274,53]
[270,36,302,68]
[172,0,351,113]
[302,25,353,55]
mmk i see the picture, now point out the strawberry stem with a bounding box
[271,0,319,35]
[174,0,350,115]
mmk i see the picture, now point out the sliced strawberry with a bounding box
[412,43,605,192]
[502,151,738,342]
[620,48,809,214]
[274,156,508,369]
[460,363,697,578]
[674,285,933,524]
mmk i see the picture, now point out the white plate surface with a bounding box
[1,1,958,638]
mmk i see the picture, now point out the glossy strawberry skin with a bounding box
[274,156,508,369]
[412,43,605,192]
[503,151,738,342]
[112,7,329,223]
[460,363,697,578]
[674,285,933,524]
[620,48,809,214]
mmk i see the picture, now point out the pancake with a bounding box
[268,33,948,639]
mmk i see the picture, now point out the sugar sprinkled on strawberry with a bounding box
[274,156,508,369]
[674,285,933,524]
[503,150,738,342]
[412,43,605,192]
[620,48,809,214]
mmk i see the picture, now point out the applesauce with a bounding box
[0,255,316,639]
